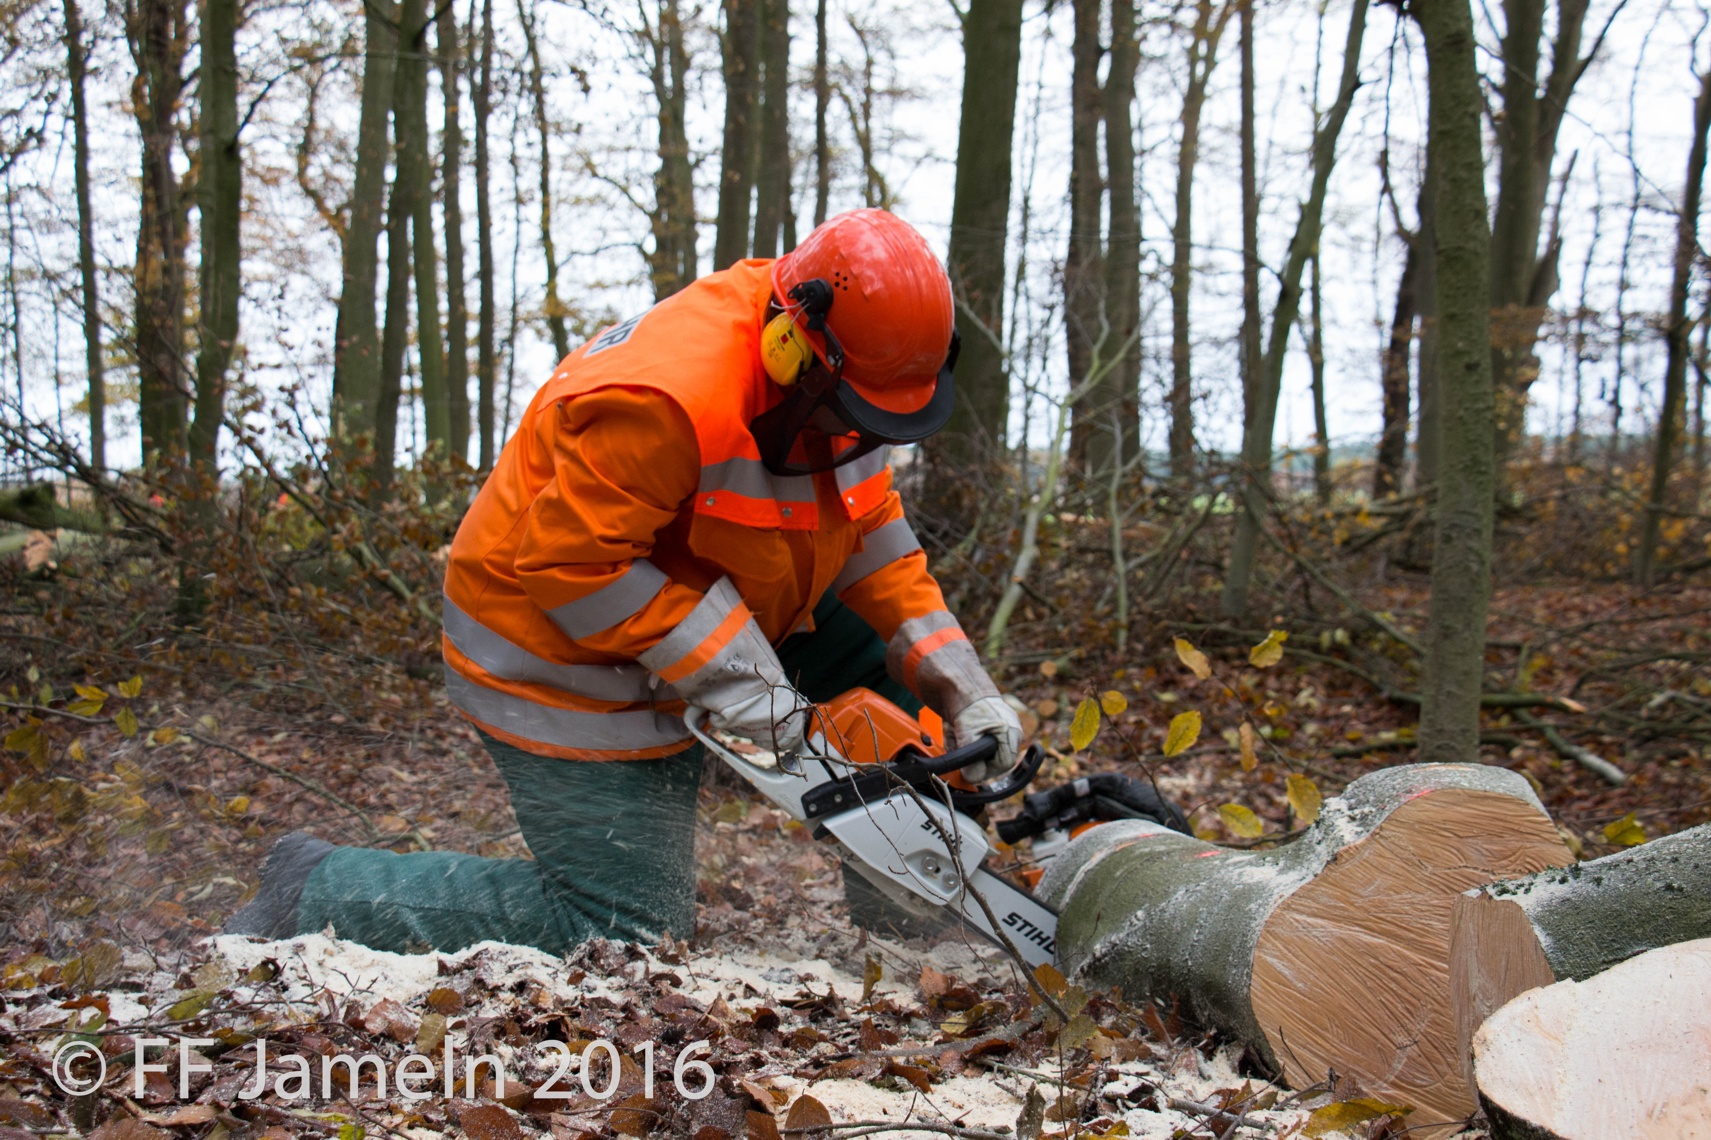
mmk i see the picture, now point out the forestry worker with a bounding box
[226,208,1024,954]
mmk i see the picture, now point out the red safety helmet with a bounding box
[763,210,958,451]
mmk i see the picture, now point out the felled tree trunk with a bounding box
[1451,822,1711,1101]
[1473,937,1711,1140]
[1036,763,1570,1126]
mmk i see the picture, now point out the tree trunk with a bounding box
[1063,0,1105,473]
[396,0,446,454]
[63,0,105,473]
[473,0,496,467]
[1374,240,1419,498]
[1092,0,1140,484]
[1413,157,1441,491]
[1414,0,1496,766]
[372,40,420,498]
[813,0,829,227]
[752,0,790,259]
[441,1,471,464]
[1452,823,1711,1108]
[518,0,568,361]
[1635,68,1711,586]
[1167,0,1229,482]
[647,0,697,300]
[923,0,1024,468]
[1488,0,1596,464]
[1308,251,1329,502]
[126,0,192,464]
[190,0,240,472]
[714,0,760,269]
[1237,0,1260,440]
[1039,763,1570,1127]
[1473,937,1711,1140]
[332,0,399,440]
[1219,0,1366,619]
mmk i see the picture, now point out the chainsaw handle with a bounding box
[910,733,999,776]
[948,743,1046,809]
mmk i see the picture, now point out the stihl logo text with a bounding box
[1003,911,1056,955]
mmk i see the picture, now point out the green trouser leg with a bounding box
[292,595,910,954]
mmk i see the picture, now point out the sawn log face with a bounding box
[1037,763,1571,1126]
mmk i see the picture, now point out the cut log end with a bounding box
[1473,937,1711,1140]
[1249,783,1570,1125]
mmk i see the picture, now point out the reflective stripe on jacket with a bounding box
[442,261,964,760]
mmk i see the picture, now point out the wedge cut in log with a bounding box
[1473,936,1711,1140]
[1036,763,1570,1126]
[1450,822,1711,1101]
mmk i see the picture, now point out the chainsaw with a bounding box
[686,688,1187,967]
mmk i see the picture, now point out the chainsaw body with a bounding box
[687,688,1062,966]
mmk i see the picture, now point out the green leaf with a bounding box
[67,698,105,717]
[1069,698,1101,752]
[4,724,41,754]
[1162,710,1201,757]
[1173,638,1212,680]
[165,990,215,1020]
[1217,803,1264,839]
[1286,774,1322,826]
[1303,1097,1411,1136]
[1248,630,1289,668]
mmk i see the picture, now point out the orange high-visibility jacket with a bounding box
[442,261,973,760]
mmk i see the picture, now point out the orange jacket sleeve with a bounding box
[513,387,704,659]
[832,486,949,645]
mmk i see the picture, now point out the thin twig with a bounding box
[1511,709,1627,786]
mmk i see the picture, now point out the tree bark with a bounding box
[1237,0,1260,440]
[1219,0,1366,619]
[518,0,569,361]
[923,0,1024,467]
[1039,763,1570,1127]
[190,0,240,473]
[1413,0,1496,766]
[813,0,829,227]
[1308,250,1329,501]
[1635,68,1711,586]
[1374,239,1418,498]
[332,0,399,440]
[473,0,496,467]
[714,0,760,269]
[1063,0,1105,473]
[1413,155,1441,491]
[645,0,698,300]
[397,0,446,454]
[441,0,471,464]
[126,0,192,464]
[1092,0,1141,484]
[63,0,105,473]
[1452,823,1711,1106]
[1167,0,1231,481]
[752,0,790,259]
[1488,0,1597,464]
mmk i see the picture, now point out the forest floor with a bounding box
[2,553,1708,1138]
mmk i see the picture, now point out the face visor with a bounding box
[748,278,960,477]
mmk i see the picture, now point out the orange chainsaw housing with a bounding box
[809,688,976,790]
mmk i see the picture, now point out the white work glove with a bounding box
[639,579,808,755]
[950,694,1023,784]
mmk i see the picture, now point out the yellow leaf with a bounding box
[1602,812,1647,847]
[117,675,143,699]
[226,795,251,815]
[1248,629,1289,668]
[73,684,108,702]
[1099,690,1128,716]
[165,990,214,1020]
[148,726,181,746]
[1162,710,1201,757]
[1218,803,1264,838]
[68,739,87,763]
[1032,962,1070,997]
[1303,1097,1412,1137]
[67,698,105,717]
[115,707,139,738]
[1238,722,1258,772]
[1173,637,1212,680]
[1286,774,1322,826]
[1069,698,1101,752]
[4,724,42,753]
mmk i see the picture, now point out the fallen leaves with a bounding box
[1248,630,1289,668]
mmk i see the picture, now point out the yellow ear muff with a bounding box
[761,312,814,386]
